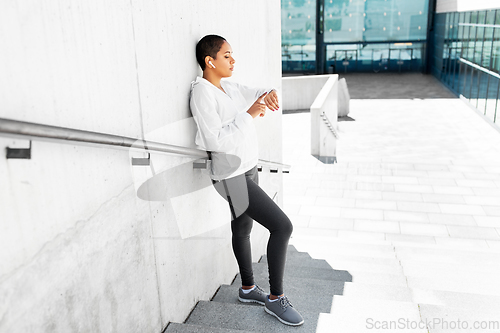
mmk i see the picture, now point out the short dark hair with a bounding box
[196,35,226,71]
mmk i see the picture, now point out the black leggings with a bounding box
[212,166,293,296]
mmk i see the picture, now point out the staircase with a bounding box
[165,245,352,333]
[291,231,500,332]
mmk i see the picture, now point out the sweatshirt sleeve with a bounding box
[232,81,275,106]
[190,89,253,153]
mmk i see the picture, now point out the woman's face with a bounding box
[210,41,235,77]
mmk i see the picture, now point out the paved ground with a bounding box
[282,74,500,332]
[338,73,457,99]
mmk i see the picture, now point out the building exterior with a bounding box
[282,0,500,124]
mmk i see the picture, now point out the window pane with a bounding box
[281,0,316,72]
[323,0,428,43]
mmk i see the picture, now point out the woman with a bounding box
[189,34,304,326]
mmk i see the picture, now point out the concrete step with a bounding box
[391,239,500,254]
[341,282,413,302]
[165,323,254,333]
[212,275,345,313]
[419,304,500,332]
[321,257,404,275]
[348,270,408,287]
[407,275,500,296]
[307,252,401,266]
[412,288,500,310]
[243,262,352,285]
[316,296,427,333]
[185,300,319,333]
[291,239,398,259]
[340,282,500,309]
[394,245,500,262]
[395,249,500,267]
[399,257,500,274]
[401,263,500,283]
[291,227,393,245]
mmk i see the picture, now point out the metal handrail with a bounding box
[0,117,208,158]
[0,117,290,171]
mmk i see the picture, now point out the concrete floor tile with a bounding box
[357,182,395,192]
[483,205,500,216]
[414,164,449,171]
[346,174,382,183]
[384,210,429,223]
[343,190,383,200]
[422,193,465,204]
[400,222,449,237]
[426,171,465,179]
[382,176,419,184]
[397,201,441,213]
[472,187,500,196]
[283,204,300,215]
[434,236,489,248]
[464,195,500,206]
[427,213,477,226]
[456,179,498,188]
[298,205,341,218]
[449,164,486,173]
[487,240,500,249]
[483,166,500,174]
[283,194,316,206]
[340,207,384,220]
[382,192,424,203]
[337,229,387,241]
[355,199,398,210]
[354,219,400,234]
[463,172,500,180]
[417,178,457,186]
[439,203,486,215]
[288,215,311,228]
[474,216,500,227]
[308,217,354,230]
[432,185,475,195]
[304,187,344,198]
[394,184,434,193]
[386,233,436,244]
[447,225,500,240]
[392,169,428,178]
[290,226,339,239]
[315,196,356,208]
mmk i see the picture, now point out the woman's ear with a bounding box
[205,56,213,69]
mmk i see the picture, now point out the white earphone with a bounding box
[209,60,216,69]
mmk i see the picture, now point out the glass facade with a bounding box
[281,0,430,73]
[282,0,317,72]
[432,9,500,124]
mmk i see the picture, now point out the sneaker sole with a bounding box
[264,306,304,326]
[238,296,265,305]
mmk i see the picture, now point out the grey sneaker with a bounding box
[265,295,304,326]
[238,285,267,305]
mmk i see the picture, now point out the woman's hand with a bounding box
[264,90,279,111]
[247,93,268,118]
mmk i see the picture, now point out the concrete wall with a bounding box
[0,1,283,332]
[282,75,331,111]
[310,75,339,162]
[436,0,500,13]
